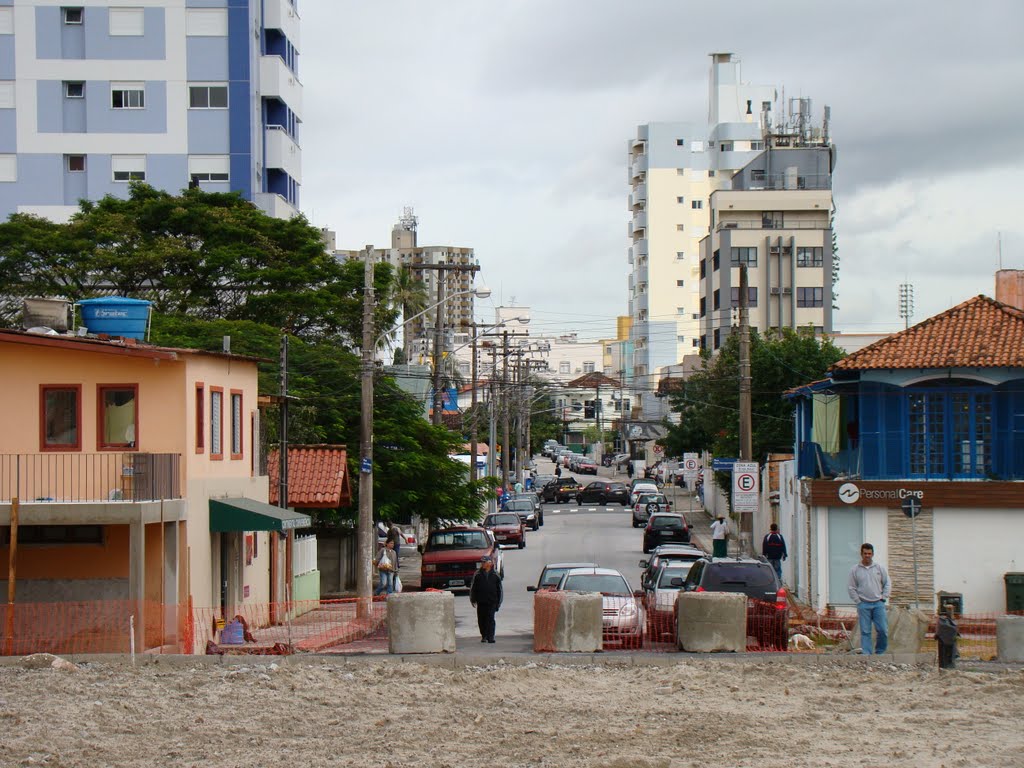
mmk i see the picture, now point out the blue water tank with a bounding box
[78,297,151,340]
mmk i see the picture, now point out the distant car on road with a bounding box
[644,561,697,640]
[526,562,597,593]
[483,511,526,549]
[509,493,544,528]
[577,458,598,474]
[642,512,691,553]
[420,526,503,591]
[631,492,672,527]
[554,567,644,648]
[628,480,659,506]
[638,543,706,590]
[576,481,629,506]
[502,498,540,530]
[541,477,582,504]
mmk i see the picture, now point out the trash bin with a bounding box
[1006,573,1024,613]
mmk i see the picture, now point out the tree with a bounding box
[388,265,428,364]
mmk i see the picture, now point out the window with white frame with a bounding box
[0,82,13,108]
[185,8,227,36]
[188,155,229,182]
[111,82,144,109]
[66,154,85,172]
[108,7,143,36]
[676,196,685,204]
[720,141,734,152]
[797,246,824,267]
[583,362,595,374]
[559,361,570,375]
[230,391,242,457]
[0,155,16,182]
[62,7,84,25]
[111,155,145,182]
[64,81,84,98]
[188,83,228,109]
[675,251,685,260]
[691,199,703,209]
[0,8,13,34]
[690,140,704,152]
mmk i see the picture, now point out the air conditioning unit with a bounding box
[770,287,782,295]
[781,287,792,295]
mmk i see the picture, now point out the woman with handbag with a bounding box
[375,539,398,595]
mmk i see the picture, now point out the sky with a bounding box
[298,0,1024,344]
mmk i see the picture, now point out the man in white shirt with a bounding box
[709,515,729,558]
[847,543,892,655]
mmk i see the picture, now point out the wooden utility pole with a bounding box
[278,334,289,513]
[738,264,753,549]
[501,330,510,485]
[357,244,375,613]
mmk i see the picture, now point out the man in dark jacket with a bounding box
[761,523,788,581]
[470,556,502,643]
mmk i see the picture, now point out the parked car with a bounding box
[631,492,673,527]
[577,458,598,474]
[638,543,706,590]
[644,561,697,640]
[541,477,583,504]
[555,567,644,648]
[680,557,788,650]
[576,481,629,506]
[531,474,556,497]
[510,493,544,528]
[502,498,540,530]
[482,511,526,549]
[612,453,631,469]
[642,512,691,553]
[628,480,659,506]
[526,562,597,592]
[419,526,503,591]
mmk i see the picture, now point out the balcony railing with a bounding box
[716,220,828,232]
[0,453,182,503]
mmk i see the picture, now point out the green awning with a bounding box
[209,497,312,533]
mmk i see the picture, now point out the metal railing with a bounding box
[716,220,828,232]
[0,453,181,503]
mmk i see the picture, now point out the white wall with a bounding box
[934,508,1024,614]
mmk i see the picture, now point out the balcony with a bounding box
[0,453,181,504]
[259,55,304,119]
[632,211,647,232]
[633,183,647,203]
[255,192,298,220]
[716,219,828,232]
[630,155,647,181]
[633,238,648,257]
[265,124,302,182]
[634,291,649,313]
[262,0,300,45]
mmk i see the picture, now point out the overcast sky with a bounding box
[299,1,1024,343]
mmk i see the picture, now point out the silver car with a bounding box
[556,567,644,648]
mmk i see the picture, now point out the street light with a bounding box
[357,253,490,610]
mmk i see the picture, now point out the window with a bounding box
[751,169,766,184]
[186,8,228,36]
[712,250,719,271]
[676,280,685,287]
[111,155,145,182]
[676,224,685,232]
[188,84,228,109]
[796,287,824,308]
[676,306,685,314]
[713,328,720,349]
[0,154,16,182]
[762,211,784,229]
[699,297,706,317]
[108,7,143,36]
[797,247,824,267]
[712,289,720,310]
[64,81,84,98]
[583,362,595,374]
[559,361,570,375]
[188,155,229,182]
[691,200,703,209]
[692,313,699,320]
[97,385,137,450]
[63,7,84,25]
[730,247,757,267]
[676,138,685,146]
[692,338,700,347]
[66,154,85,172]
[676,168,685,175]
[677,335,686,342]
[676,196,685,204]
[708,170,715,177]
[210,387,223,459]
[676,251,685,260]
[111,82,144,109]
[230,390,243,459]
[2,525,102,546]
[750,141,764,151]
[907,389,993,478]
[690,140,704,152]
[0,8,12,34]
[720,141,734,152]
[195,383,205,453]
[0,81,13,108]
[700,259,706,278]
[730,287,758,308]
[40,385,81,451]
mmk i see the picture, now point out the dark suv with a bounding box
[541,477,582,503]
[680,558,788,649]
[641,512,690,552]
[576,481,629,506]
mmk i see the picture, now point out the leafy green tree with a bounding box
[388,265,428,364]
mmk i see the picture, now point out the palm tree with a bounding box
[389,265,427,363]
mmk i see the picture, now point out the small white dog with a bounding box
[789,633,815,650]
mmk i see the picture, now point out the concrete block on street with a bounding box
[996,615,1024,662]
[533,591,603,653]
[387,592,456,654]
[886,606,928,654]
[677,592,746,652]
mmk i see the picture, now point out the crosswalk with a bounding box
[546,504,629,514]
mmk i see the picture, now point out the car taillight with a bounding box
[776,587,787,610]
[695,586,705,593]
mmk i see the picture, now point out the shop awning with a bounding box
[209,497,312,533]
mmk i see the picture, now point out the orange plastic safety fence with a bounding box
[0,599,168,656]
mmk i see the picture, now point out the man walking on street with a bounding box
[386,523,404,571]
[710,514,729,558]
[374,539,398,596]
[761,523,788,581]
[848,543,891,655]
[470,555,502,643]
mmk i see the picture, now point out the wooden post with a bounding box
[4,496,18,656]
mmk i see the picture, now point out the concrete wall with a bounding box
[677,592,746,652]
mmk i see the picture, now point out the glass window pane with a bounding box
[209,86,228,108]
[102,388,136,446]
[231,393,242,455]
[828,506,863,604]
[189,87,208,108]
[210,391,222,455]
[44,389,78,447]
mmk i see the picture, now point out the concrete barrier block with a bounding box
[886,606,929,654]
[387,592,456,654]
[533,591,603,653]
[997,615,1024,662]
[677,592,746,653]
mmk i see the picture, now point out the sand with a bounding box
[1,656,1022,767]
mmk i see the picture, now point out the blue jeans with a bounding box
[375,570,395,595]
[768,558,783,581]
[857,600,888,655]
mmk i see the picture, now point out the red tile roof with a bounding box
[268,445,351,508]
[832,295,1024,371]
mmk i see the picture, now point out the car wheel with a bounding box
[540,514,544,527]
[642,544,650,554]
[577,498,582,506]
[620,500,628,506]
[518,539,525,550]
[598,496,606,505]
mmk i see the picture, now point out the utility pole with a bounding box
[357,244,375,613]
[738,263,753,552]
[469,323,479,483]
[278,334,289,513]
[488,344,498,515]
[501,330,510,486]
[431,274,445,426]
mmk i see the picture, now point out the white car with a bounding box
[628,481,659,506]
[555,567,644,648]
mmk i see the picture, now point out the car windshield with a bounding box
[562,574,630,595]
[540,567,574,588]
[485,514,519,527]
[608,483,626,491]
[657,565,693,587]
[428,531,489,550]
[650,516,684,530]
[638,494,668,505]
[703,564,777,590]
[504,500,532,511]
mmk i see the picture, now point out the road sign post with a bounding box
[732,462,759,555]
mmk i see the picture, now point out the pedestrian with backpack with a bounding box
[761,523,788,581]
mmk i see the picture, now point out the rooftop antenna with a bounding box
[398,206,418,232]
[898,283,915,330]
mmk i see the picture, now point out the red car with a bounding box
[483,511,526,549]
[420,526,504,591]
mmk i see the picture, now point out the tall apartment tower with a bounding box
[0,0,302,222]
[627,53,774,418]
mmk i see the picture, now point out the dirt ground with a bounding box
[1,655,1023,768]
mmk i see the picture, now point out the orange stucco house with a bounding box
[0,326,310,654]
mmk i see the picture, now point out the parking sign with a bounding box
[682,453,699,481]
[732,462,759,513]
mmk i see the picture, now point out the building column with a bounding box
[128,519,145,652]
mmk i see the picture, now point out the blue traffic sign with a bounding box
[712,458,737,472]
[360,457,372,474]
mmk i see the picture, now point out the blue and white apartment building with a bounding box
[0,0,302,222]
